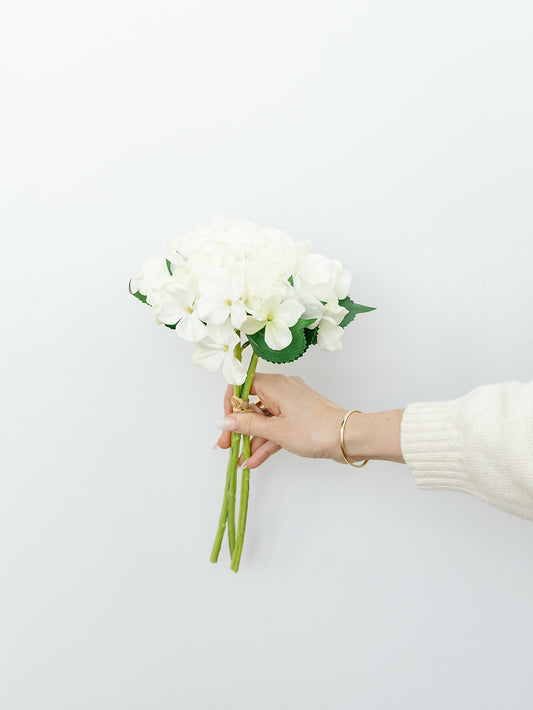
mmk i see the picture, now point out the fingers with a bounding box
[217,373,293,449]
[216,385,235,449]
[247,373,286,417]
[215,371,341,464]
[238,437,281,469]
[244,440,281,469]
[229,411,278,440]
[238,435,267,467]
[223,383,233,415]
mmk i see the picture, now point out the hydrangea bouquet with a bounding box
[129,217,374,571]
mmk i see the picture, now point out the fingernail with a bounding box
[216,417,238,431]
[212,441,220,450]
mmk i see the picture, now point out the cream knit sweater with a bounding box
[400,380,533,521]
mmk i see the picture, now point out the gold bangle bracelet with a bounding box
[339,409,369,468]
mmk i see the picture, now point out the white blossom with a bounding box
[192,323,247,385]
[293,253,351,303]
[136,256,171,306]
[241,288,305,350]
[316,301,349,351]
[195,267,247,328]
[132,217,356,382]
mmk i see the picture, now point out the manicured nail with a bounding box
[216,417,238,431]
[212,441,220,450]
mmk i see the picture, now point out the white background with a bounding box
[1,1,533,708]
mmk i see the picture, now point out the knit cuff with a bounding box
[401,399,473,494]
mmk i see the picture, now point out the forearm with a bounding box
[341,409,405,464]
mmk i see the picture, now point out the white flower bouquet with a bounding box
[129,217,374,571]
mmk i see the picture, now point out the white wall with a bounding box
[2,1,533,708]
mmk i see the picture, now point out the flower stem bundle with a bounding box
[130,217,374,571]
[209,351,259,570]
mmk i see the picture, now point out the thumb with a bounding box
[219,412,277,439]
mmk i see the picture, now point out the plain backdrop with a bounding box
[1,1,533,708]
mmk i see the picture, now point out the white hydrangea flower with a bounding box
[316,301,349,351]
[192,322,247,385]
[293,253,351,303]
[195,266,247,328]
[132,216,361,383]
[241,288,305,350]
[162,285,207,342]
[135,255,207,341]
[136,256,171,306]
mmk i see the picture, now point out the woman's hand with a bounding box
[215,373,348,469]
[215,373,405,468]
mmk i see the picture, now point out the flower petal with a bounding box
[335,267,351,300]
[276,298,305,327]
[176,313,207,342]
[222,351,247,385]
[240,316,266,335]
[317,319,344,351]
[324,301,349,325]
[310,283,338,303]
[206,321,239,347]
[265,318,292,350]
[229,270,245,302]
[230,300,248,328]
[261,289,284,317]
[139,256,169,294]
[299,294,324,320]
[196,295,230,325]
[192,342,225,372]
[151,298,185,325]
[198,269,229,296]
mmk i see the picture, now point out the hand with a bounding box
[215,373,348,469]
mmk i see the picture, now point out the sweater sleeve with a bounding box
[400,380,533,521]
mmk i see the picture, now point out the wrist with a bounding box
[340,409,405,464]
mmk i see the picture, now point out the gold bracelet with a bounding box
[339,409,369,468]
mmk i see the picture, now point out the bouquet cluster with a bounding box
[130,217,374,570]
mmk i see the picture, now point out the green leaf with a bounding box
[305,327,318,347]
[338,297,376,328]
[299,317,317,328]
[246,318,311,364]
[128,279,149,305]
[165,322,177,330]
[166,259,173,276]
[288,275,294,286]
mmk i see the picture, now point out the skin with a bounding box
[216,373,405,468]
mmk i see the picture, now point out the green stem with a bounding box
[240,351,258,401]
[231,350,259,572]
[226,341,245,556]
[210,364,243,564]
[231,442,251,573]
[209,427,240,563]
[226,426,240,556]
